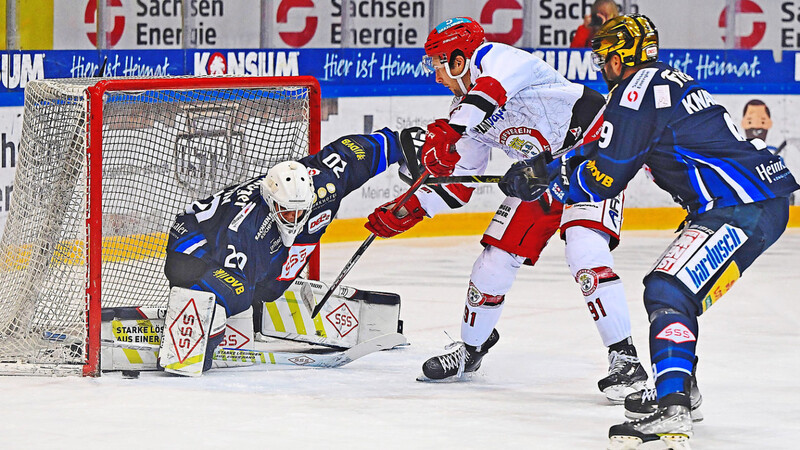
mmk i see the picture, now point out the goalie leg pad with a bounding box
[259,279,402,348]
[158,286,217,377]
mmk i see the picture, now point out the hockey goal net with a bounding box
[0,76,321,376]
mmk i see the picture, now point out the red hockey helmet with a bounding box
[422,17,485,73]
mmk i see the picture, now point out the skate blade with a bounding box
[608,434,691,450]
[607,435,644,450]
[658,433,692,449]
[415,371,476,383]
[624,409,703,423]
[604,380,648,404]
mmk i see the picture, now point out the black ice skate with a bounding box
[598,344,648,404]
[625,357,703,422]
[625,381,703,422]
[608,393,693,450]
[417,329,499,381]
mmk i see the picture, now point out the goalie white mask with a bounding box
[260,161,315,246]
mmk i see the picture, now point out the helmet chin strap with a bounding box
[601,65,625,90]
[444,58,470,94]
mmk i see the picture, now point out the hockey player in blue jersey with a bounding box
[159,128,405,376]
[500,14,799,448]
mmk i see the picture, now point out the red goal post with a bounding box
[0,75,321,377]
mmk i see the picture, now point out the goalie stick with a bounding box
[310,171,428,318]
[101,333,405,369]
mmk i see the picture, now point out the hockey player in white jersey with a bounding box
[364,17,646,402]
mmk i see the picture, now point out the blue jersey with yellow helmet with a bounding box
[564,62,798,214]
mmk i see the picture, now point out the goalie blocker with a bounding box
[100,279,404,372]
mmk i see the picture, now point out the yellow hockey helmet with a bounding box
[591,14,658,69]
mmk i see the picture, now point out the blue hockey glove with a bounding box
[499,152,553,201]
[548,155,587,204]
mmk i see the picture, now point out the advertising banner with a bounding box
[1,48,798,100]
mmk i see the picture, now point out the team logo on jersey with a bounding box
[620,68,657,110]
[467,283,485,307]
[466,282,504,307]
[655,322,696,344]
[307,210,332,234]
[307,168,320,176]
[498,127,551,156]
[575,269,599,296]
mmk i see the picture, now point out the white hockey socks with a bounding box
[565,227,632,347]
[461,246,522,347]
[158,286,226,377]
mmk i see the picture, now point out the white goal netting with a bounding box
[0,76,319,375]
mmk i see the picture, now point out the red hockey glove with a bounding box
[365,194,426,238]
[421,119,462,177]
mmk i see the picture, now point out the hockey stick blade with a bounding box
[311,172,431,318]
[214,333,406,368]
[101,333,407,369]
[425,175,502,184]
[299,281,316,313]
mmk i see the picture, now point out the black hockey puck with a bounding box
[121,370,140,379]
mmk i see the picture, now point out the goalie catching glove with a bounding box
[421,119,462,177]
[365,193,426,238]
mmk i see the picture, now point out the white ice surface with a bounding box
[2,230,799,449]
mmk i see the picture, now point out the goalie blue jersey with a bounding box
[166,128,403,311]
[566,62,799,214]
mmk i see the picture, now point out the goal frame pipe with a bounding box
[84,76,321,376]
